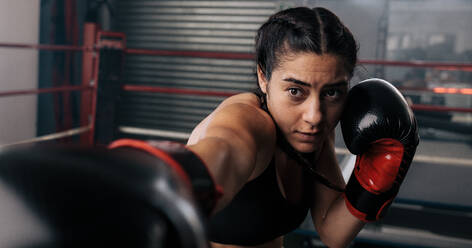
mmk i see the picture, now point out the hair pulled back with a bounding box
[255,7,358,84]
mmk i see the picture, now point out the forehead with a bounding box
[274,52,348,82]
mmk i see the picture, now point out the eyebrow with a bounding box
[283,77,311,87]
[283,77,348,88]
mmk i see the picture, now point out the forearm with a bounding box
[314,195,365,248]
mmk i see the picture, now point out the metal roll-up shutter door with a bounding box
[112,1,277,141]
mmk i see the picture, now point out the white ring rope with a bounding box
[119,126,472,167]
[0,125,92,149]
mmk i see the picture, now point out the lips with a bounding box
[294,131,320,142]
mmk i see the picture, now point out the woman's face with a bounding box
[258,52,349,154]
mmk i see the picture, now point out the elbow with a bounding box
[318,233,344,248]
[317,224,353,248]
[320,239,349,248]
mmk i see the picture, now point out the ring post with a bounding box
[80,22,98,146]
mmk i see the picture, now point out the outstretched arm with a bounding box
[187,102,276,212]
[110,101,276,216]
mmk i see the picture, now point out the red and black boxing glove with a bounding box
[109,139,223,217]
[341,78,419,222]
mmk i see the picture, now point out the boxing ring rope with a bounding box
[0,82,95,148]
[3,41,470,69]
[121,48,472,113]
[399,86,472,95]
[118,123,472,167]
[118,47,472,167]
[0,23,100,147]
[0,126,92,149]
[0,25,471,156]
[0,85,92,97]
[0,79,96,148]
[0,42,89,52]
[0,84,94,149]
[410,104,472,113]
[119,85,472,167]
[125,48,254,60]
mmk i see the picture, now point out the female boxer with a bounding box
[111,6,418,248]
[186,6,418,248]
[186,7,361,247]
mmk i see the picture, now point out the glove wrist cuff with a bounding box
[109,139,222,216]
[344,173,395,222]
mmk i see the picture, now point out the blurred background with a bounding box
[0,0,471,247]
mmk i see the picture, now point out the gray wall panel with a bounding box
[113,0,276,138]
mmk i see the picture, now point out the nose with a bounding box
[302,97,323,128]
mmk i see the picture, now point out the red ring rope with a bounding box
[0,41,470,114]
[1,42,471,70]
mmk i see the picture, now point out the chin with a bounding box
[292,142,318,154]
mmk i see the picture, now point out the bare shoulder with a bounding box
[188,93,276,179]
[216,92,262,111]
[189,93,275,143]
[217,93,270,124]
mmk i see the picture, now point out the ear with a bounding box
[257,66,268,94]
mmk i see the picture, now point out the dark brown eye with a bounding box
[289,88,300,96]
[326,89,337,97]
[323,88,342,100]
[288,88,305,99]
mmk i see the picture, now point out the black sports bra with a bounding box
[207,158,309,246]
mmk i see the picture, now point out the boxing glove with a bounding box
[341,78,419,222]
[109,139,223,217]
[0,145,209,248]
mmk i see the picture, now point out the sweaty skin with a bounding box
[187,53,364,248]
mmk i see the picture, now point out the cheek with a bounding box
[267,93,298,128]
[325,104,345,127]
